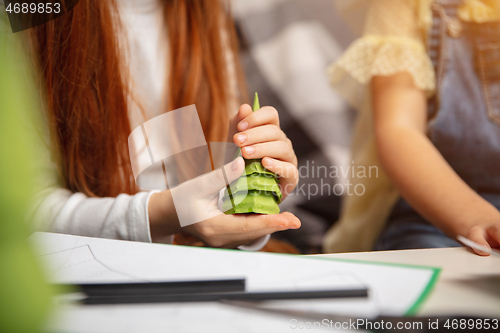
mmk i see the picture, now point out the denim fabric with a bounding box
[376,0,500,251]
[375,204,461,251]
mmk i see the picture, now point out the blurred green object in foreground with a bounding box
[0,18,53,333]
[223,93,281,215]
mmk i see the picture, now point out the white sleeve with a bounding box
[27,115,164,243]
[30,188,160,243]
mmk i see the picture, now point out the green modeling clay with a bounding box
[244,159,276,176]
[223,191,280,215]
[223,93,281,215]
[224,174,282,202]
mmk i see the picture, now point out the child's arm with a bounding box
[372,72,500,255]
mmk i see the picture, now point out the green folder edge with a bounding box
[309,257,442,316]
[170,242,442,316]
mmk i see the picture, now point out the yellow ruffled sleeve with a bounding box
[459,0,500,23]
[328,0,436,110]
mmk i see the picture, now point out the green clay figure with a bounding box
[223,93,281,215]
[223,174,282,202]
[223,191,280,215]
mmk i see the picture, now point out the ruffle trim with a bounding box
[327,35,436,110]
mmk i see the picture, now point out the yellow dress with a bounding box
[323,0,500,253]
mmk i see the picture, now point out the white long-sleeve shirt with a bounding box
[30,0,167,243]
[30,0,269,250]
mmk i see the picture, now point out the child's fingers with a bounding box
[195,212,301,248]
[232,212,301,238]
[467,226,492,256]
[262,158,298,199]
[234,125,287,147]
[196,157,244,197]
[485,222,500,247]
[227,105,253,139]
[221,213,301,248]
[237,106,280,131]
[241,141,296,164]
[262,157,298,181]
[234,104,253,124]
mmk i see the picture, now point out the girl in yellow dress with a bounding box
[325,0,500,255]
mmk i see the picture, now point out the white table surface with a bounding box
[318,247,500,317]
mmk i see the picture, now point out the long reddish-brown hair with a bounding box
[28,0,247,197]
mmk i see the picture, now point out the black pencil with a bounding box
[82,287,368,305]
[58,278,246,297]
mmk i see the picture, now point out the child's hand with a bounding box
[149,157,301,247]
[186,212,300,248]
[465,222,500,256]
[179,156,300,248]
[233,104,298,200]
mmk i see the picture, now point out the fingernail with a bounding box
[231,158,240,171]
[237,134,247,144]
[239,121,248,131]
[244,146,255,156]
[264,158,274,166]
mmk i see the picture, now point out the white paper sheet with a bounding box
[31,232,439,333]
